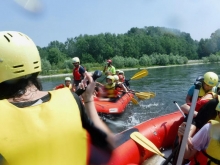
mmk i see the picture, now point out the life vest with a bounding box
[215,95,220,122]
[55,84,72,90]
[106,66,116,75]
[0,88,89,165]
[189,120,220,165]
[73,65,83,81]
[187,92,217,112]
[198,87,211,97]
[104,83,117,98]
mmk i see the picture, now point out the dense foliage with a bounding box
[37,26,220,75]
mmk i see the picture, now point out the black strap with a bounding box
[201,150,220,165]
[193,155,200,165]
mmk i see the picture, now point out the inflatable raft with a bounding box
[108,111,184,165]
[94,93,134,115]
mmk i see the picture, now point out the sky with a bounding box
[1,0,220,47]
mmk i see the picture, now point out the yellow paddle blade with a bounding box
[131,97,138,105]
[130,69,148,80]
[135,92,156,100]
[130,132,164,157]
[126,92,139,105]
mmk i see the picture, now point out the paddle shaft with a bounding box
[173,101,186,118]
[162,144,180,165]
[176,81,201,165]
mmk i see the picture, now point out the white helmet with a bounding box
[114,75,119,81]
[65,77,71,81]
[119,70,124,74]
[72,57,80,64]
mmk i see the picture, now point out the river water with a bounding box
[40,63,220,133]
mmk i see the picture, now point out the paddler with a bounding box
[185,72,218,103]
[0,31,116,165]
[98,75,119,102]
[53,77,72,90]
[103,59,116,76]
[72,57,86,92]
[178,120,220,164]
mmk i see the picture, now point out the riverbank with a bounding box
[38,60,204,79]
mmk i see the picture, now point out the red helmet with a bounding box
[107,59,112,64]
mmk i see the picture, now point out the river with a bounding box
[40,63,220,133]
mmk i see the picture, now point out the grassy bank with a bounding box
[39,60,204,79]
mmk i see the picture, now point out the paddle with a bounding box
[173,101,186,118]
[176,81,202,165]
[127,93,138,105]
[128,69,148,81]
[130,132,165,158]
[123,91,155,100]
[135,92,156,100]
[131,132,178,164]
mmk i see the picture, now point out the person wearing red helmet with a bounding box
[103,59,116,76]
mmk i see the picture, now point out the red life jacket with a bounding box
[55,84,65,90]
[73,66,81,80]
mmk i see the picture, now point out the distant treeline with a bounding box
[37,26,220,75]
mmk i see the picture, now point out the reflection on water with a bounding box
[40,63,220,133]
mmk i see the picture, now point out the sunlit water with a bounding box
[40,63,220,133]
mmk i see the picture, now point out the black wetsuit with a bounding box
[192,97,219,129]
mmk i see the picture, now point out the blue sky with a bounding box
[1,0,220,47]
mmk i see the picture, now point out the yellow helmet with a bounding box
[72,57,80,64]
[106,75,114,81]
[0,31,41,83]
[203,72,218,87]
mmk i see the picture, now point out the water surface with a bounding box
[40,63,220,133]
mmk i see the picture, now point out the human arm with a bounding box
[79,73,116,148]
[103,64,107,73]
[96,81,104,87]
[120,83,128,92]
[186,85,194,103]
[179,123,211,159]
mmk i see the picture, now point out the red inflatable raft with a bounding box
[94,93,134,115]
[107,111,184,165]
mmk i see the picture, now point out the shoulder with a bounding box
[79,65,85,72]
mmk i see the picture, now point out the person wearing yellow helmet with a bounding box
[72,57,86,92]
[53,77,72,90]
[0,31,115,165]
[186,72,219,103]
[98,75,119,102]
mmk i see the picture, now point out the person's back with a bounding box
[0,31,115,165]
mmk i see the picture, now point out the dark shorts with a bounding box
[74,80,81,87]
